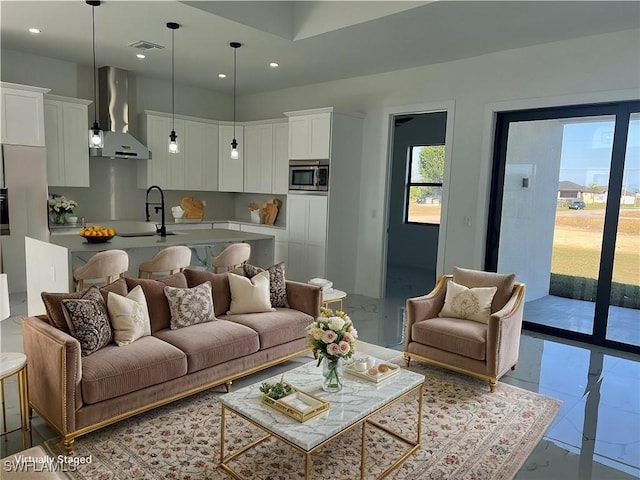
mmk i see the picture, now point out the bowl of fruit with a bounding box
[79,225,116,243]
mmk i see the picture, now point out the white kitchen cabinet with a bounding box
[286,194,327,282]
[241,224,289,265]
[272,122,289,194]
[139,112,218,191]
[218,124,244,192]
[244,124,273,193]
[44,95,91,187]
[1,83,49,147]
[184,120,218,191]
[285,109,331,160]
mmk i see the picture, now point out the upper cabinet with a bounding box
[44,95,92,187]
[1,82,49,147]
[139,111,218,191]
[218,124,244,192]
[285,108,332,160]
[243,121,289,194]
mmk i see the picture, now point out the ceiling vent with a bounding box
[128,40,164,52]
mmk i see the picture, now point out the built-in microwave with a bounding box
[289,160,329,192]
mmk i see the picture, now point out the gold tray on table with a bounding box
[261,388,329,423]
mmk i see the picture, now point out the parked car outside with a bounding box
[568,200,586,210]
[416,194,427,204]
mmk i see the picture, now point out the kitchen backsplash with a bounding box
[49,157,287,226]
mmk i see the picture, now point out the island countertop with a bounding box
[49,228,275,252]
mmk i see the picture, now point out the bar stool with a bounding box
[212,243,251,273]
[73,249,129,291]
[0,352,30,450]
[138,246,192,278]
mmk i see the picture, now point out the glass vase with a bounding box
[53,212,66,225]
[321,356,344,393]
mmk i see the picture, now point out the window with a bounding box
[405,145,444,224]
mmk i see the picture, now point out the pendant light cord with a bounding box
[92,4,98,125]
[233,46,237,138]
[171,27,175,131]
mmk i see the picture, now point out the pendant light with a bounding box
[167,22,180,154]
[230,42,241,159]
[87,1,103,149]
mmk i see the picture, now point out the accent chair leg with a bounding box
[224,381,232,393]
[403,353,411,367]
[489,379,497,393]
[63,438,74,455]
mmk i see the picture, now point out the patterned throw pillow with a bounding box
[244,262,289,308]
[227,271,274,314]
[438,280,498,324]
[61,287,113,356]
[107,285,152,346]
[164,281,215,330]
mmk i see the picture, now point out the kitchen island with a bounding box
[47,228,275,291]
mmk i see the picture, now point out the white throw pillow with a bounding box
[227,270,274,314]
[438,280,498,324]
[107,285,151,346]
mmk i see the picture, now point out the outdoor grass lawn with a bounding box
[552,246,640,285]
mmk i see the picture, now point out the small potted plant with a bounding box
[48,196,78,225]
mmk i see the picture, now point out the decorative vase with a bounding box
[321,356,344,393]
[53,213,67,225]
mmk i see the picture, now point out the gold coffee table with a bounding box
[219,358,424,479]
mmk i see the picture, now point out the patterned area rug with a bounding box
[44,362,560,480]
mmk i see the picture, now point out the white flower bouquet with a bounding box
[48,196,77,215]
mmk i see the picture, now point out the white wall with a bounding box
[238,28,640,298]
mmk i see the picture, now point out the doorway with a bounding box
[486,100,639,353]
[385,111,447,302]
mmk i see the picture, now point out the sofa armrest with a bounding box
[286,281,322,318]
[405,275,450,350]
[487,283,526,375]
[21,316,82,435]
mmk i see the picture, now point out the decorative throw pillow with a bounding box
[61,287,113,356]
[438,280,498,324]
[107,285,152,346]
[244,262,289,308]
[164,281,215,330]
[227,270,274,314]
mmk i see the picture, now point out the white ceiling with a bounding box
[1,1,638,95]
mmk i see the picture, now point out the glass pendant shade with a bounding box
[230,138,239,159]
[89,121,104,148]
[168,130,179,154]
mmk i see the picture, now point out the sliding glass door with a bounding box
[486,101,639,352]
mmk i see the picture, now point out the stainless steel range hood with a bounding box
[92,66,149,159]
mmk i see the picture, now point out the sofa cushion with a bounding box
[125,273,188,333]
[81,335,187,404]
[62,287,113,356]
[453,267,515,313]
[439,281,497,324]
[227,271,274,314]
[154,320,259,374]
[244,262,289,308]
[41,278,128,333]
[164,281,216,329]
[219,308,314,350]
[107,285,151,346]
[183,269,231,317]
[412,317,487,361]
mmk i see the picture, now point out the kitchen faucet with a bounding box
[145,185,166,237]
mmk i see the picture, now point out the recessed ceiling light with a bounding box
[218,73,227,78]
[136,53,146,59]
[28,28,41,34]
[269,62,279,68]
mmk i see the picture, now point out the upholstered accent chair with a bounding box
[404,267,525,392]
[138,246,192,278]
[212,242,251,273]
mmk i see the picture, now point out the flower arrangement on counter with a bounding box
[48,196,77,225]
[306,307,358,392]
